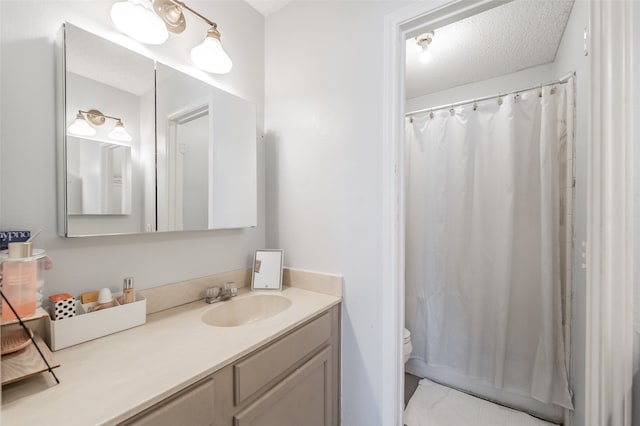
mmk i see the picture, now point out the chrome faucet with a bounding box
[205,282,237,304]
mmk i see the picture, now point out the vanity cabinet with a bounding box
[120,377,216,426]
[120,304,340,426]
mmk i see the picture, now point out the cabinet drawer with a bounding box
[233,346,332,426]
[234,312,331,405]
[119,377,215,426]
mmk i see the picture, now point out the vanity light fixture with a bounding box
[110,0,233,74]
[110,0,169,44]
[67,110,133,142]
[416,31,435,64]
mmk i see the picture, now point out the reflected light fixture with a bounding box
[68,110,132,142]
[108,120,133,142]
[68,112,97,137]
[416,31,435,64]
[110,0,233,74]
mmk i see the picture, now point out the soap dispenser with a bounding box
[1,242,37,320]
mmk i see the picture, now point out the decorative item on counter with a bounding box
[49,293,76,320]
[0,230,53,311]
[1,327,34,355]
[121,277,134,304]
[80,290,99,304]
[88,288,115,312]
[1,242,37,320]
[0,230,30,251]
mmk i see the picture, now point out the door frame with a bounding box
[381,1,635,425]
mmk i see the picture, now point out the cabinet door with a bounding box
[234,347,332,426]
[120,377,215,426]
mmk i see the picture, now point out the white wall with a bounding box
[265,1,408,424]
[406,62,555,113]
[0,1,265,297]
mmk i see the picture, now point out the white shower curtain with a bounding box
[405,82,574,410]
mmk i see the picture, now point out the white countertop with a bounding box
[1,286,341,425]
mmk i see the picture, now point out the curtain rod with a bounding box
[405,71,576,118]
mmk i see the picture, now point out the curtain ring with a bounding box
[514,93,521,103]
[449,108,455,115]
[473,102,478,111]
[550,85,557,95]
[497,97,503,106]
[409,116,414,123]
[429,111,434,119]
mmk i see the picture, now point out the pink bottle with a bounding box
[1,242,37,320]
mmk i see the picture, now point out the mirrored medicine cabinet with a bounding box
[56,23,257,237]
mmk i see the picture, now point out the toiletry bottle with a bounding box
[122,277,134,304]
[34,251,51,309]
[1,242,37,320]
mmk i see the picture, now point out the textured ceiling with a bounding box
[244,0,292,17]
[405,0,575,100]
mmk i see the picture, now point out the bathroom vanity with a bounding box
[1,282,341,426]
[121,305,339,425]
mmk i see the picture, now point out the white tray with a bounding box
[44,292,146,351]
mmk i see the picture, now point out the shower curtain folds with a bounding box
[404,81,574,411]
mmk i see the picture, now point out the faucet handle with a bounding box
[205,286,221,303]
[225,282,238,297]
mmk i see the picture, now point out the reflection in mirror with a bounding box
[177,110,209,230]
[59,23,155,236]
[67,137,132,215]
[156,63,257,231]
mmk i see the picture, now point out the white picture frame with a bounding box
[251,249,284,290]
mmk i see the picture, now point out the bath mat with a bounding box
[404,378,557,426]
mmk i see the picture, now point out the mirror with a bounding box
[57,23,257,236]
[155,63,257,231]
[59,23,155,236]
[66,137,132,215]
[251,250,284,291]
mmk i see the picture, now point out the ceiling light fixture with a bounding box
[416,31,435,64]
[110,0,233,74]
[68,109,132,142]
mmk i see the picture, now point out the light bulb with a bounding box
[419,45,432,63]
[68,112,96,137]
[108,120,133,142]
[190,27,233,74]
[110,0,168,45]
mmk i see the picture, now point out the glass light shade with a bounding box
[190,34,233,74]
[110,0,168,45]
[108,121,133,142]
[68,113,96,136]
[419,45,432,63]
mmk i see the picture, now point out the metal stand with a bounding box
[1,290,59,384]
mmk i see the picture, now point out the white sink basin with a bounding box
[201,294,292,327]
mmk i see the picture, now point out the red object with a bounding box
[49,293,73,302]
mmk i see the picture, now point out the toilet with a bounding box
[403,328,413,364]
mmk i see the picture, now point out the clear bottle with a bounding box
[122,277,135,304]
[33,250,49,309]
[1,242,37,320]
